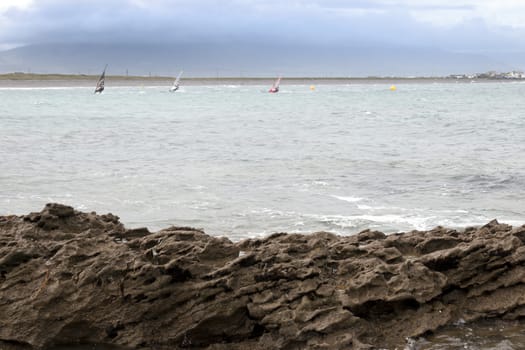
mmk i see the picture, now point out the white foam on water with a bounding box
[303,212,454,232]
[249,208,298,218]
[331,195,364,203]
[187,200,219,210]
[357,204,393,210]
[502,220,525,227]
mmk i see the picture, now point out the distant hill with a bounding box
[0,42,513,77]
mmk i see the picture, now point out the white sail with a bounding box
[273,77,281,89]
[170,70,183,92]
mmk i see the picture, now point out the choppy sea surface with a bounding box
[1,82,525,348]
[1,82,524,241]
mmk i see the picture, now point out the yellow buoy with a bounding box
[310,85,315,91]
[390,85,397,91]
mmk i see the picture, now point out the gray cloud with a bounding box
[1,0,525,54]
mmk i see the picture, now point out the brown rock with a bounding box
[2,204,525,349]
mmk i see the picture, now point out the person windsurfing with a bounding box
[268,76,281,93]
[94,65,107,94]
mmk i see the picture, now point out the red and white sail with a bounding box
[268,76,281,93]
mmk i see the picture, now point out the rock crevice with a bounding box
[1,204,525,349]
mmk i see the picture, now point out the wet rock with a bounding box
[1,204,525,349]
[356,229,386,242]
[120,227,151,239]
[43,203,75,218]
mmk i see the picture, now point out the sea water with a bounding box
[1,82,524,241]
[1,82,525,348]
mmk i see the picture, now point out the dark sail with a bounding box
[94,65,107,94]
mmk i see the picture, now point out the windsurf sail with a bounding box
[94,65,107,94]
[268,76,281,93]
[170,70,183,92]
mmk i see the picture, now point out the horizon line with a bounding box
[1,72,522,81]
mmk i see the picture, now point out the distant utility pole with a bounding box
[126,69,128,77]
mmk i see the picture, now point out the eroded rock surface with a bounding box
[1,204,525,349]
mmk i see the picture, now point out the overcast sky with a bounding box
[1,1,525,76]
[1,0,525,52]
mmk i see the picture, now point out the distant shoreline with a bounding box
[0,72,522,87]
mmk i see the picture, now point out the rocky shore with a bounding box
[1,204,525,349]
